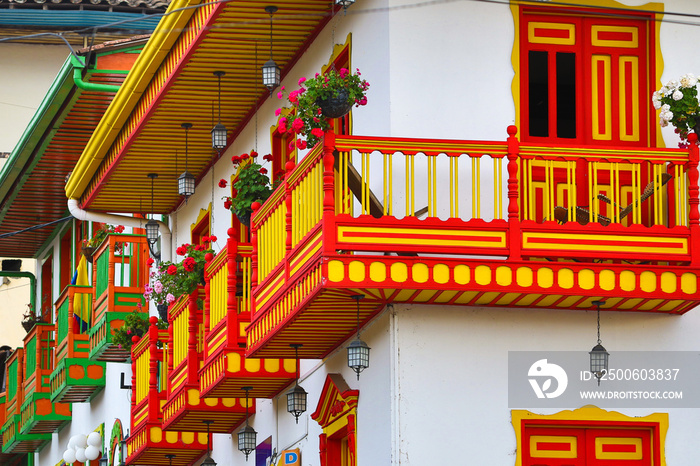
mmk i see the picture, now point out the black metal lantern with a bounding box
[119,431,128,466]
[238,387,257,460]
[211,71,227,150]
[201,420,216,465]
[145,173,161,260]
[589,300,609,385]
[261,6,280,93]
[178,123,195,198]
[336,0,355,13]
[347,294,370,379]
[286,344,307,423]
[99,457,108,466]
[165,454,175,466]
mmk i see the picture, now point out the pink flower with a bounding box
[339,68,349,78]
[277,91,284,99]
[311,128,324,138]
[166,293,175,304]
[275,108,282,116]
[359,96,367,106]
[298,77,306,86]
[292,118,304,133]
[260,167,268,175]
[127,330,132,335]
[289,90,299,104]
[288,141,295,151]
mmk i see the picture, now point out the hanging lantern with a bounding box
[211,71,227,150]
[178,123,195,198]
[286,344,307,423]
[262,6,281,93]
[347,294,370,379]
[589,300,609,386]
[238,387,257,461]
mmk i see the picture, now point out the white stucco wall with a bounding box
[0,43,66,153]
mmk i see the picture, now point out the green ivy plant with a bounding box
[112,306,167,352]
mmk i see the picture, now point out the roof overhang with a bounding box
[65,0,336,214]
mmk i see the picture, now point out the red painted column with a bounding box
[322,131,337,255]
[250,202,260,290]
[285,160,296,282]
[147,318,159,423]
[506,125,522,261]
[687,134,700,265]
[186,289,199,385]
[318,433,327,466]
[226,228,238,346]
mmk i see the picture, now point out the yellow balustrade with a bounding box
[135,347,150,404]
[173,308,187,367]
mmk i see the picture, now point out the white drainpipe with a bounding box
[67,198,172,262]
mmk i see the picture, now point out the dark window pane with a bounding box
[528,51,549,137]
[556,52,576,138]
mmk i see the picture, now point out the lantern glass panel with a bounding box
[286,385,307,417]
[211,124,227,150]
[145,219,159,244]
[178,171,195,197]
[262,59,280,90]
[347,338,370,373]
[589,344,609,376]
[237,425,257,456]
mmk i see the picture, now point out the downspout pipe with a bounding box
[68,198,172,262]
[70,56,122,93]
[0,271,35,319]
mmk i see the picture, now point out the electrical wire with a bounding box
[0,216,72,240]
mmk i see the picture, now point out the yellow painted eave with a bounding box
[64,0,201,201]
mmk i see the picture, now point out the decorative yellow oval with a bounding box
[578,269,595,290]
[391,263,408,283]
[150,427,162,443]
[245,357,261,372]
[283,358,296,373]
[681,273,697,294]
[412,263,429,283]
[370,262,386,282]
[475,265,491,285]
[227,352,241,372]
[599,270,615,291]
[264,358,280,372]
[516,267,533,287]
[557,268,574,289]
[660,272,677,294]
[433,264,450,284]
[537,268,554,288]
[349,261,365,282]
[328,260,344,282]
[181,431,194,444]
[165,431,178,443]
[496,266,512,286]
[454,265,470,285]
[640,271,656,292]
[620,270,636,291]
[204,397,218,407]
[187,389,200,406]
[222,398,237,407]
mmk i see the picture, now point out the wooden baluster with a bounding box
[506,126,521,261]
[187,288,198,385]
[251,201,261,289]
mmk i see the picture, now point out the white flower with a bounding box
[660,110,673,122]
[680,73,698,88]
[652,92,662,109]
[661,104,671,112]
[666,79,679,90]
[673,89,684,101]
[660,116,668,127]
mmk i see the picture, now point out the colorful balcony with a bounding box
[126,321,208,466]
[161,287,250,434]
[199,231,296,400]
[1,349,49,453]
[89,234,149,362]
[247,128,700,358]
[50,285,106,403]
[18,323,70,436]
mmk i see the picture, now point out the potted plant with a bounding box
[653,74,700,147]
[276,67,369,148]
[112,304,167,353]
[221,151,279,226]
[21,304,40,333]
[144,241,215,311]
[82,224,125,262]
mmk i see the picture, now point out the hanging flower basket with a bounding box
[81,246,96,263]
[237,212,251,227]
[316,89,352,119]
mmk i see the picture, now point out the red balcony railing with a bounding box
[162,284,251,434]
[246,128,700,358]
[199,229,296,401]
[127,320,208,466]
